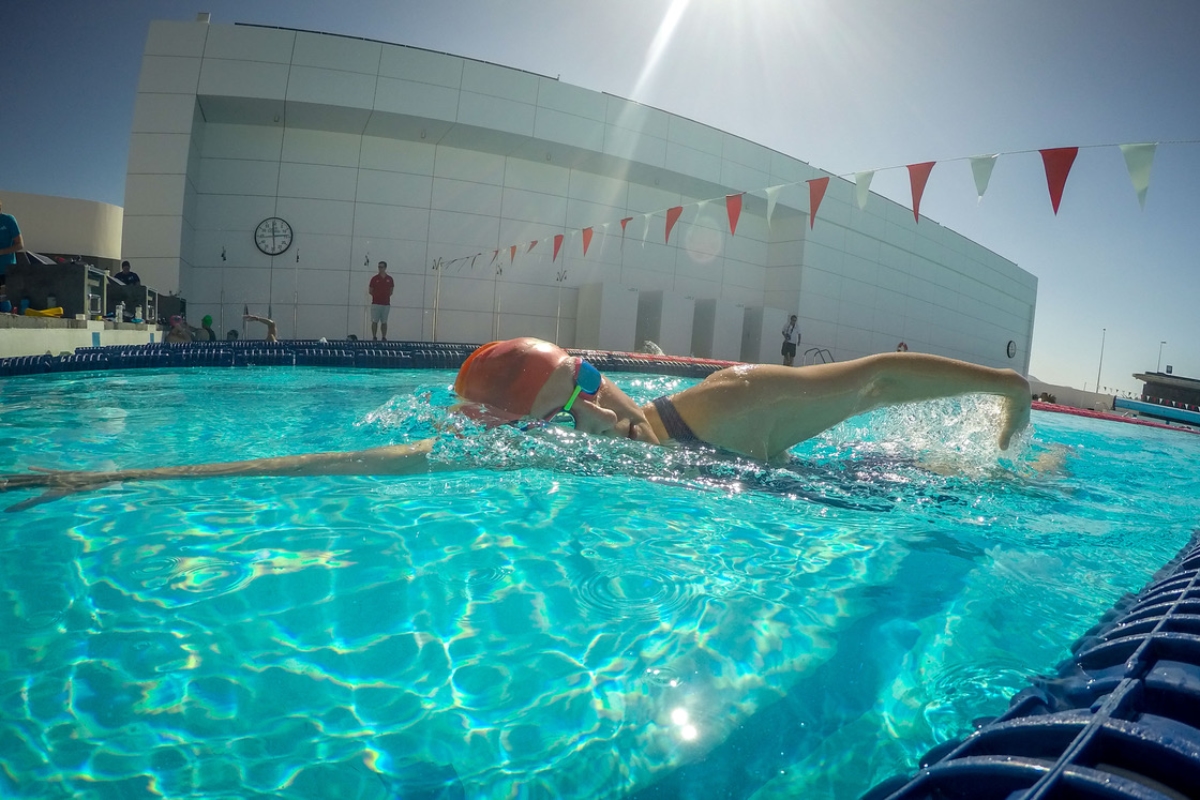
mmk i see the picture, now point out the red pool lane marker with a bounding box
[1032,401,1200,435]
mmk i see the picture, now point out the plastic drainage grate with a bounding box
[863,531,1200,800]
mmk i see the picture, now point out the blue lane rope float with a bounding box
[863,529,1200,800]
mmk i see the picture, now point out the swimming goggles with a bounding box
[513,358,602,430]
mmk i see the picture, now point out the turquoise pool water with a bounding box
[2,367,1199,799]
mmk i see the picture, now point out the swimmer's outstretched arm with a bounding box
[0,440,444,512]
[673,352,1031,460]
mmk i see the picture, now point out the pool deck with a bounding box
[1032,400,1200,435]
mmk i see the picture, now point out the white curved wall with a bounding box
[0,190,123,260]
[123,19,1036,371]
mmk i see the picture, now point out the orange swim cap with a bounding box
[454,338,568,421]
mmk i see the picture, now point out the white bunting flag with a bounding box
[1119,142,1156,210]
[969,154,998,199]
[854,171,874,210]
[765,184,785,229]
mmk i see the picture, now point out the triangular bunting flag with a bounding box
[1039,147,1078,214]
[641,213,651,245]
[726,193,744,235]
[620,217,633,235]
[552,234,564,262]
[854,171,874,210]
[665,206,684,243]
[489,250,498,266]
[582,227,594,256]
[969,154,998,199]
[765,184,785,229]
[509,245,517,264]
[1119,142,1156,210]
[907,161,935,222]
[528,240,538,253]
[807,177,829,229]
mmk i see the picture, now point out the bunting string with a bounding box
[432,138,1199,272]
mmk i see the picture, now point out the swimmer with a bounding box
[243,313,278,342]
[0,337,1030,510]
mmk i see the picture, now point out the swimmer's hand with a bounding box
[999,389,1032,450]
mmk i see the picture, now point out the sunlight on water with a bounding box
[2,368,1199,799]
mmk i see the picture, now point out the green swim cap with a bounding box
[202,315,213,326]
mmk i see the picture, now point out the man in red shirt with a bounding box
[368,260,395,340]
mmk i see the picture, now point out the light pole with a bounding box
[1158,340,1167,373]
[1095,328,1106,395]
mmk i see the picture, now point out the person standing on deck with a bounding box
[368,261,395,341]
[781,315,800,366]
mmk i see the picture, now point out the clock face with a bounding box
[254,217,293,255]
[1007,340,1017,359]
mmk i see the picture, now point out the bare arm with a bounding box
[243,314,278,342]
[0,233,24,257]
[1,440,443,511]
[672,353,1030,460]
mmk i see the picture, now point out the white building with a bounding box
[123,17,1036,369]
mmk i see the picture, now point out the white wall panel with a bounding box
[138,56,202,94]
[461,61,538,103]
[128,133,193,175]
[428,210,499,246]
[433,147,506,185]
[500,188,567,225]
[296,268,352,306]
[275,197,355,236]
[198,59,289,100]
[199,158,279,196]
[361,137,436,174]
[534,108,604,151]
[664,144,721,185]
[282,129,361,167]
[203,25,295,63]
[374,77,459,121]
[125,174,188,217]
[286,66,377,110]
[201,123,283,160]
[352,204,430,240]
[293,31,380,74]
[145,20,208,58]
[356,169,432,207]
[379,45,463,87]
[194,194,277,232]
[433,177,502,216]
[278,163,359,202]
[290,233,352,271]
[131,93,197,134]
[603,127,667,168]
[456,92,536,137]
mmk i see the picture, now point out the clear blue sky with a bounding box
[5,0,1199,392]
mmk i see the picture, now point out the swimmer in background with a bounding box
[243,314,278,342]
[0,337,1030,509]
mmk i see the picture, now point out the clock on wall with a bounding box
[254,217,293,256]
[1007,340,1017,359]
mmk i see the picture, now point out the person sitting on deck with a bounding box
[164,315,192,343]
[0,337,1030,511]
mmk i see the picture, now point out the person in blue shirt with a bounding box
[0,199,25,289]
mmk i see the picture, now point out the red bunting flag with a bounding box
[665,206,684,243]
[528,240,538,252]
[725,193,744,236]
[807,177,829,229]
[509,245,517,264]
[1039,147,1078,214]
[582,227,594,256]
[552,234,564,262]
[907,162,935,222]
[489,250,498,266]
[619,216,633,234]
